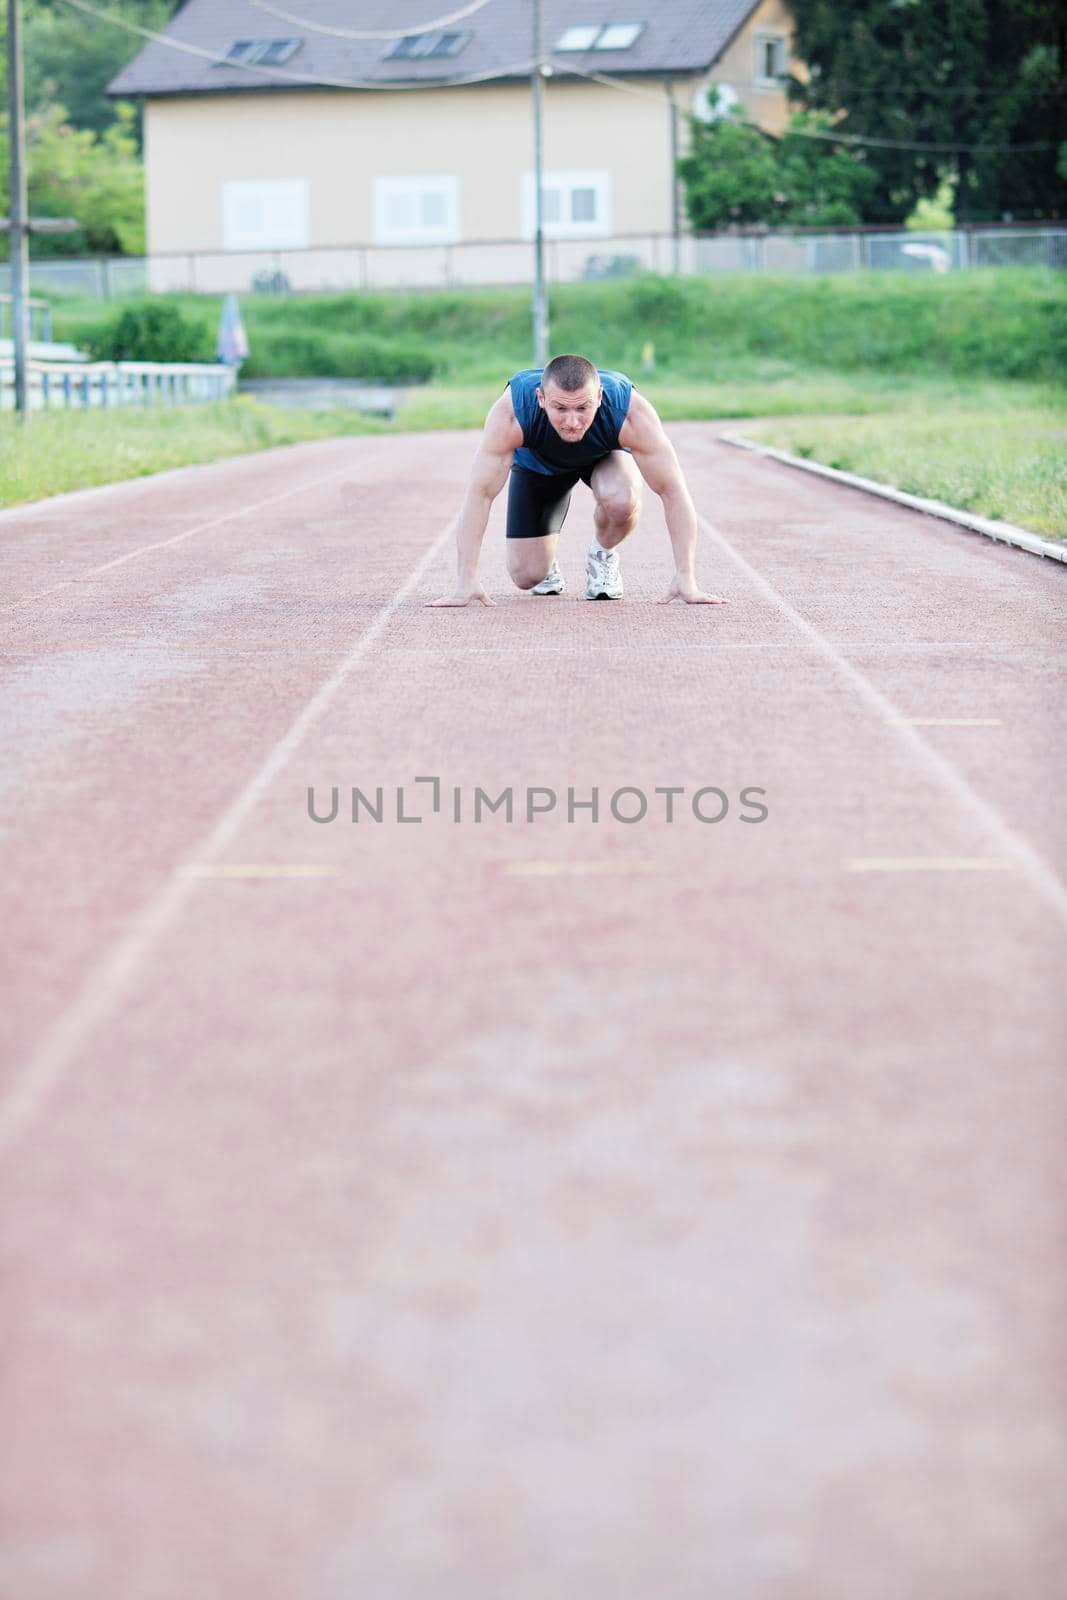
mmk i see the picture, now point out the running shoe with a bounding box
[531,559,565,595]
[585,543,624,600]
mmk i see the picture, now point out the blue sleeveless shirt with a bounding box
[508,367,633,477]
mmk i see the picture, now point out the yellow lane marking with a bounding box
[846,857,1012,873]
[178,864,343,879]
[504,860,657,878]
[906,718,1003,726]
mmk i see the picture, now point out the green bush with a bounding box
[240,331,436,383]
[87,300,212,362]
[53,270,1067,387]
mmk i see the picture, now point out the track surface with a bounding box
[2,426,1065,1598]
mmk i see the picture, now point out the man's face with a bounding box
[537,378,602,443]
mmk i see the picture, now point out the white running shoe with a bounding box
[585,543,624,600]
[530,559,565,595]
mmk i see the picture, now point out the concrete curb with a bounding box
[717,429,1067,566]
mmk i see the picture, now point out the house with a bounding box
[108,0,803,290]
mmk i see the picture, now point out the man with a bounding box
[425,353,730,607]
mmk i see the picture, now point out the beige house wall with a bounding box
[143,0,803,261]
[676,0,805,141]
[145,79,678,255]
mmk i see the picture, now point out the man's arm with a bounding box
[618,391,729,605]
[425,390,522,608]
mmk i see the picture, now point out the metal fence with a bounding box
[0,294,54,341]
[18,225,1066,299]
[0,359,237,412]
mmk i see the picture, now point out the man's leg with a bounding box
[585,452,642,599]
[508,533,558,590]
[589,451,643,549]
[505,466,577,591]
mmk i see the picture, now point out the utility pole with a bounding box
[666,76,681,276]
[6,0,29,422]
[530,0,548,367]
[2,0,77,422]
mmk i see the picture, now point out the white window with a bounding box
[383,31,468,59]
[595,23,643,49]
[555,22,644,51]
[218,38,302,66]
[556,25,601,50]
[222,179,309,251]
[373,177,460,244]
[755,31,788,86]
[522,171,611,238]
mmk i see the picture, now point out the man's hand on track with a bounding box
[424,584,497,607]
[657,575,730,605]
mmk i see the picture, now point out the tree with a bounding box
[775,110,880,226]
[678,91,878,230]
[1,101,145,254]
[678,93,780,229]
[1,0,181,148]
[785,0,1067,222]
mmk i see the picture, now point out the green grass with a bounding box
[11,271,1067,531]
[5,375,1062,540]
[48,268,1067,386]
[741,402,1067,539]
[0,397,386,509]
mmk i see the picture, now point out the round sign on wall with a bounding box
[692,82,740,123]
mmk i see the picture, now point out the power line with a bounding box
[46,0,1049,106]
[246,0,495,42]
[46,0,1062,151]
[54,0,532,92]
[554,62,1058,153]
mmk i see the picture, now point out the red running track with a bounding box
[1,426,1066,1598]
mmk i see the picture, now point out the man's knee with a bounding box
[596,481,642,526]
[507,549,551,589]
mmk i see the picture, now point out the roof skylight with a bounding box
[218,38,302,66]
[556,25,601,51]
[384,30,470,60]
[596,23,643,49]
[555,23,645,52]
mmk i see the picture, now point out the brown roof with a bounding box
[108,0,768,97]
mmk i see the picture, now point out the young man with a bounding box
[425,353,730,607]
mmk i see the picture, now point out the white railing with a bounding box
[0,293,53,342]
[0,358,237,412]
[21,224,1066,298]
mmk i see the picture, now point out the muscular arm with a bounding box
[618,391,728,605]
[425,390,523,607]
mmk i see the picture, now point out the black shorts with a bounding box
[505,462,601,540]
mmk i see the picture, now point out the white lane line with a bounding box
[1,455,372,612]
[504,860,657,877]
[0,524,451,1162]
[694,512,1067,931]
[177,863,343,879]
[846,857,1013,873]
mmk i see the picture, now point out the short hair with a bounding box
[541,353,598,392]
